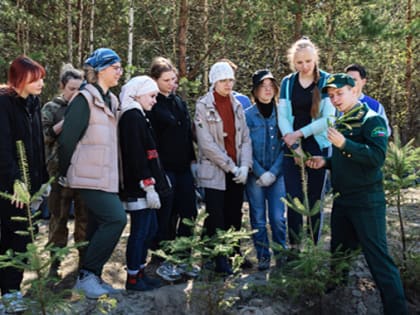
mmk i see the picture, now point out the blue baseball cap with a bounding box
[84,48,121,72]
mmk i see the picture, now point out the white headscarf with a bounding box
[119,75,159,114]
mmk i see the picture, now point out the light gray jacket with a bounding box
[194,90,252,190]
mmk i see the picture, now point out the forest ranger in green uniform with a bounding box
[306,73,407,315]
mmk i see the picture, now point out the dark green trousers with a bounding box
[331,201,407,315]
[78,189,127,276]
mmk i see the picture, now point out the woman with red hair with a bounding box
[0,56,48,312]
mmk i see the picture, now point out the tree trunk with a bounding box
[89,0,95,53]
[294,0,303,40]
[67,0,73,64]
[178,0,188,78]
[221,0,225,56]
[203,0,209,91]
[16,0,28,54]
[325,3,335,73]
[404,0,413,142]
[172,0,178,57]
[77,0,84,67]
[126,0,134,82]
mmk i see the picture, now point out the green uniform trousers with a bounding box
[331,201,407,315]
[78,189,127,276]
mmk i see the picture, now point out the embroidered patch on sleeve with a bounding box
[371,126,387,137]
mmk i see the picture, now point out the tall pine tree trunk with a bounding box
[294,0,303,40]
[126,0,134,82]
[202,0,209,91]
[178,0,188,78]
[67,0,73,63]
[89,0,95,53]
[325,3,335,73]
[404,0,414,142]
[16,0,29,54]
[77,0,84,66]
[172,0,178,57]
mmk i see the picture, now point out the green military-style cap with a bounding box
[322,73,355,93]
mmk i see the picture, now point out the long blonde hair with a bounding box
[287,37,321,118]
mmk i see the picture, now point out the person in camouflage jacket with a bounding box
[41,65,88,276]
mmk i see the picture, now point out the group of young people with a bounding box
[0,36,406,314]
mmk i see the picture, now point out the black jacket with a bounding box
[0,90,48,195]
[146,93,195,172]
[119,108,171,201]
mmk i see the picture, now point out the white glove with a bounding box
[58,176,69,187]
[256,172,276,187]
[190,162,198,180]
[231,166,240,176]
[30,196,43,211]
[30,182,51,210]
[143,185,161,209]
[233,166,249,184]
[41,183,51,197]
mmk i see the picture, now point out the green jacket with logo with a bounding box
[325,102,388,207]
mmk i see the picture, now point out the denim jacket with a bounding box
[245,104,284,178]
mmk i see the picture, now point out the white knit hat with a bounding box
[119,75,159,112]
[209,62,235,84]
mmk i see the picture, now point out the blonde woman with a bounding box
[278,37,334,248]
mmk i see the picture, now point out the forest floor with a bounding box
[27,187,419,315]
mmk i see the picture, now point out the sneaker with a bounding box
[3,291,27,314]
[48,260,60,279]
[74,271,108,299]
[126,273,154,291]
[156,262,182,281]
[99,278,122,295]
[286,248,300,262]
[138,270,162,288]
[214,256,233,275]
[258,257,271,271]
[240,257,253,269]
[275,256,286,269]
[177,264,201,278]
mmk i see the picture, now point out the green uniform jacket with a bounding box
[325,102,388,207]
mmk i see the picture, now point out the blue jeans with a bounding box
[246,174,287,261]
[126,209,158,271]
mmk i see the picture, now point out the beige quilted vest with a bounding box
[67,84,119,193]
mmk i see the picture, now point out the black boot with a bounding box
[214,256,233,275]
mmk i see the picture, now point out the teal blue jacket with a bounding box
[326,102,388,206]
[278,70,335,149]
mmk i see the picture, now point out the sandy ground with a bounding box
[26,188,419,314]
